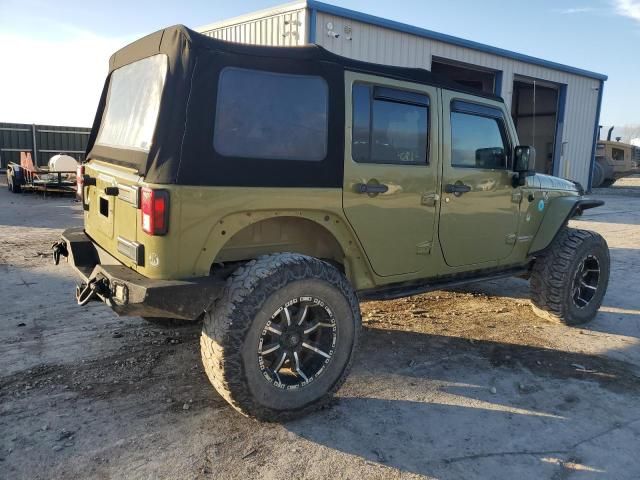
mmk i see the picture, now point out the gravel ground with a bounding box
[1,177,639,479]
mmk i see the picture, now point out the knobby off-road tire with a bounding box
[530,227,610,325]
[200,253,361,421]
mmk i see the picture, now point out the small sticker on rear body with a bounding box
[537,200,545,212]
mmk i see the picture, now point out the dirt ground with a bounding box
[1,177,639,480]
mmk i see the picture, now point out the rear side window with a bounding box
[450,102,509,169]
[214,67,328,161]
[96,54,168,152]
[352,84,429,165]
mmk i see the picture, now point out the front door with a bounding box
[342,72,439,277]
[439,92,520,267]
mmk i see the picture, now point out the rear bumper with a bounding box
[55,228,224,320]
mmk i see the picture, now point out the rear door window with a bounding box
[352,83,429,165]
[96,54,168,152]
[213,67,329,161]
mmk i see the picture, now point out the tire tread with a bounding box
[530,227,609,325]
[200,253,361,421]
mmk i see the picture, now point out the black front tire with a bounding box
[200,253,361,421]
[530,227,610,325]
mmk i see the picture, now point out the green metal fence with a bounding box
[0,122,91,168]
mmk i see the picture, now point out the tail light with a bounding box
[76,164,85,198]
[141,187,169,235]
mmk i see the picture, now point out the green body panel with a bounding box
[82,72,586,295]
[83,165,377,288]
[175,187,375,289]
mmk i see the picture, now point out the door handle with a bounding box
[355,183,389,194]
[444,183,471,196]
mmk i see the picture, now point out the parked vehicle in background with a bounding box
[593,126,640,188]
[53,25,610,421]
[6,152,77,194]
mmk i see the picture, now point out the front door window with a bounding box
[451,112,508,169]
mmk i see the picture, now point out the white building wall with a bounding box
[314,12,600,187]
[200,4,307,46]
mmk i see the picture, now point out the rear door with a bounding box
[438,91,520,267]
[84,162,142,265]
[342,71,439,277]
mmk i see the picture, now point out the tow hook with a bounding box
[75,277,111,306]
[51,241,68,265]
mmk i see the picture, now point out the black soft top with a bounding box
[87,25,503,186]
[108,25,501,99]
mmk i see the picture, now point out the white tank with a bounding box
[48,154,79,172]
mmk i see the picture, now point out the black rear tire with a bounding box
[200,253,361,421]
[530,227,610,325]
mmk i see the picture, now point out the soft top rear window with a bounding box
[96,54,168,153]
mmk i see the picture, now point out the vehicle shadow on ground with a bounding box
[286,326,640,478]
[3,319,639,478]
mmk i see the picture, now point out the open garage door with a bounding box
[431,58,499,95]
[511,78,565,175]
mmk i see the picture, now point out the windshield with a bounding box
[96,54,168,152]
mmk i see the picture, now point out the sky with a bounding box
[0,0,639,131]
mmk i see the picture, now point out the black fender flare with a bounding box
[528,198,604,256]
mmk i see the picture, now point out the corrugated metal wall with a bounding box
[0,122,91,169]
[313,12,600,187]
[200,7,307,46]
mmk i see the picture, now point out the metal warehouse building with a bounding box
[198,0,607,189]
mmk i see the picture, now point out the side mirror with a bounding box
[513,146,536,186]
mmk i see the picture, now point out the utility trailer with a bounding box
[6,152,77,195]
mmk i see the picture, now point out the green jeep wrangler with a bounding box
[53,26,610,420]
